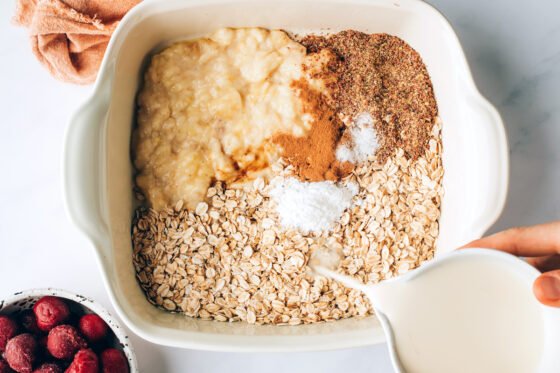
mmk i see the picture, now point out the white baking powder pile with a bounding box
[270,177,357,232]
[336,112,379,164]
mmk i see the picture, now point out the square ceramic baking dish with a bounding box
[64,0,508,351]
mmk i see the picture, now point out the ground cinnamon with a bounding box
[273,78,352,181]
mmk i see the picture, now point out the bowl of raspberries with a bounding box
[0,289,137,373]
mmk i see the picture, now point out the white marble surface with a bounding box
[0,1,558,372]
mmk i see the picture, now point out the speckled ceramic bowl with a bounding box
[0,288,138,372]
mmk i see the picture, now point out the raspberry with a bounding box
[0,359,14,373]
[0,315,18,352]
[31,363,61,373]
[46,325,87,360]
[78,315,108,343]
[100,349,129,373]
[4,334,37,373]
[66,349,99,373]
[18,311,40,334]
[33,297,70,332]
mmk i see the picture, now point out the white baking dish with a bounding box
[64,0,508,351]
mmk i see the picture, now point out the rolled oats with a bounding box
[132,122,443,324]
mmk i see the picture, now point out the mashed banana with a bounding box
[134,28,311,210]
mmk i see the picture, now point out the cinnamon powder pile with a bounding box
[273,78,352,182]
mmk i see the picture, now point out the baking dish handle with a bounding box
[63,83,110,253]
[467,96,509,237]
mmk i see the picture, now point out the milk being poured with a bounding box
[314,252,545,373]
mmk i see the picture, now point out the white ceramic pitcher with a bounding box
[314,249,560,373]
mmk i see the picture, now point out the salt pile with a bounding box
[336,113,379,164]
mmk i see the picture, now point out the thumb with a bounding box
[533,270,560,307]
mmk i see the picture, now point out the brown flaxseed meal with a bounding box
[300,31,438,162]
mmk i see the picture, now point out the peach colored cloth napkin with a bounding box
[14,0,139,84]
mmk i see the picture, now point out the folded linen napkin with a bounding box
[14,0,139,84]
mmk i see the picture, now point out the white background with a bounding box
[1,0,559,372]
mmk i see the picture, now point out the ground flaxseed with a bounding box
[300,31,438,162]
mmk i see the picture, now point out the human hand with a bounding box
[462,221,560,307]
